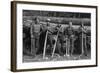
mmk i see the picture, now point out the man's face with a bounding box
[47,22,50,26]
[69,22,72,27]
[81,23,84,27]
[36,19,39,24]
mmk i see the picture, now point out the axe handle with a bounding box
[66,38,68,56]
[52,31,59,57]
[78,29,84,58]
[43,31,48,59]
[81,30,84,55]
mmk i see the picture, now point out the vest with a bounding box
[64,27,74,36]
[33,24,40,33]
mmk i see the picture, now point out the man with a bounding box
[78,22,88,57]
[37,18,53,56]
[64,22,74,56]
[30,17,41,56]
[52,24,64,56]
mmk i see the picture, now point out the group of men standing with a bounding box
[29,17,88,58]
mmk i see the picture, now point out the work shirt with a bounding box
[64,26,74,38]
[30,23,41,38]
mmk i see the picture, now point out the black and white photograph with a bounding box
[23,10,91,62]
[11,1,97,71]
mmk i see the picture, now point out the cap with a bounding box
[47,18,51,22]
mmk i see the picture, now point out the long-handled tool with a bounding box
[81,28,84,55]
[65,38,69,56]
[70,35,74,56]
[51,30,59,58]
[30,24,35,55]
[43,30,48,59]
[78,27,84,59]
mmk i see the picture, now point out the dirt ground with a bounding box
[23,51,91,62]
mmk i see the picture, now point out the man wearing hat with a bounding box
[51,23,64,56]
[37,18,53,55]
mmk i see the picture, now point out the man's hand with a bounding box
[31,35,34,38]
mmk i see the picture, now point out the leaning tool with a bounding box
[51,28,60,58]
[43,30,48,59]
